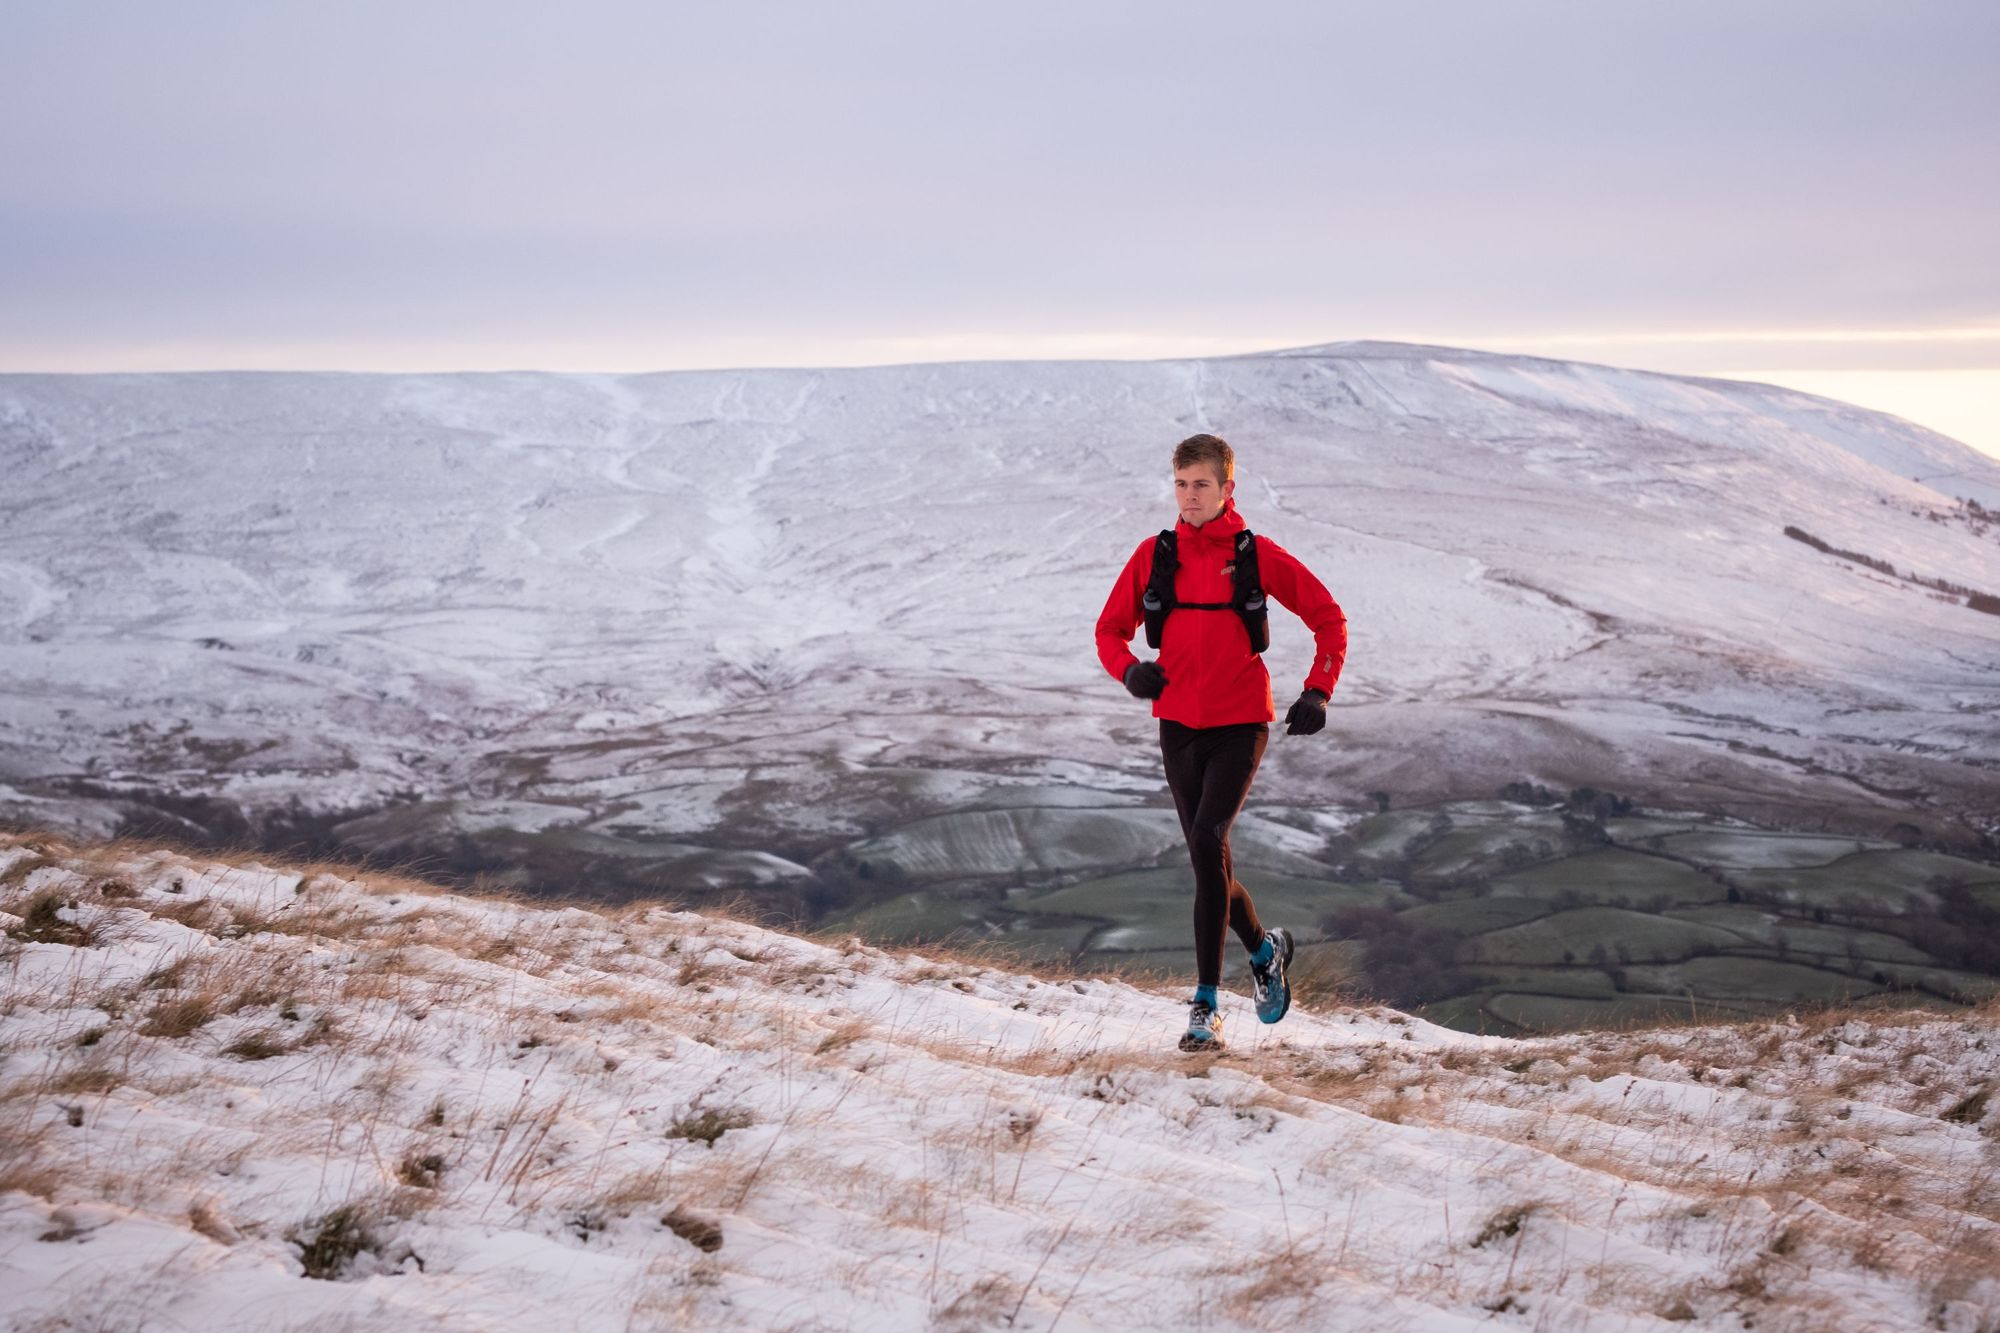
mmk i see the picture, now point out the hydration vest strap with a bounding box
[1141,530,1177,649]
[1141,528,1269,655]
[1233,530,1269,654]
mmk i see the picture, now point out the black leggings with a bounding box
[1160,720,1268,988]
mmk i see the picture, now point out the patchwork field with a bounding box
[819,793,2000,1035]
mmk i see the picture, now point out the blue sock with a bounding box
[1249,934,1274,968]
[1193,984,1218,1010]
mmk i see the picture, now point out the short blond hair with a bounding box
[1172,433,1234,483]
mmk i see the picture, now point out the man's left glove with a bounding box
[1283,689,1328,736]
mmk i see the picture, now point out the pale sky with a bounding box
[4,2,1996,455]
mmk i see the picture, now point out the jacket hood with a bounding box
[1176,496,1246,548]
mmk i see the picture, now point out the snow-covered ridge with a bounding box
[3,831,1996,1330]
[2,341,1999,861]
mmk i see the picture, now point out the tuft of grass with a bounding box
[288,1204,378,1281]
[934,1274,1021,1331]
[1471,1202,1541,1248]
[46,1065,122,1097]
[1217,1243,1331,1317]
[139,956,196,991]
[7,889,96,947]
[0,854,57,890]
[0,1120,61,1202]
[397,1149,447,1189]
[661,1206,724,1252]
[140,995,217,1039]
[1941,1086,1991,1125]
[665,1106,753,1149]
[813,1019,871,1055]
[223,1031,288,1061]
[149,897,230,933]
[187,1199,239,1246]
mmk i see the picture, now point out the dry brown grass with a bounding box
[44,1063,124,1098]
[812,1018,872,1055]
[932,1274,1021,1331]
[139,994,218,1039]
[798,921,1179,991]
[1210,1240,1335,1320]
[661,1205,723,1253]
[121,944,311,1047]
[5,885,105,948]
[147,895,232,933]
[396,1146,449,1190]
[0,1117,61,1201]
[0,851,61,891]
[222,1030,289,1061]
[6,827,1998,1328]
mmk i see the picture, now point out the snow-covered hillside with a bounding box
[3,832,1996,1331]
[1,341,1997,866]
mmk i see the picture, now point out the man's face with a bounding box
[1174,462,1234,527]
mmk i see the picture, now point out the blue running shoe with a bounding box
[1250,927,1295,1024]
[1178,999,1225,1053]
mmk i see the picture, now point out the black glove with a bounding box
[1123,660,1168,700]
[1284,689,1328,736]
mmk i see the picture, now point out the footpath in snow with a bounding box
[1,831,1996,1332]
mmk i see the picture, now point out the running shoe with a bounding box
[1250,927,1295,1024]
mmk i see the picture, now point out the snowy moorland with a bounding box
[4,832,1996,1332]
[2,341,1998,878]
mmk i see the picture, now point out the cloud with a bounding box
[1,2,1995,371]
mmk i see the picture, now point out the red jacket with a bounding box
[1095,498,1347,728]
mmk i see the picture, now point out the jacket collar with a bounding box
[1176,496,1246,548]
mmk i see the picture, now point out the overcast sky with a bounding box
[4,2,1996,450]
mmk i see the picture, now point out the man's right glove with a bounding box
[1123,660,1168,700]
[1284,689,1328,735]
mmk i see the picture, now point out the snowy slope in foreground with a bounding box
[2,340,1998,855]
[3,832,1996,1332]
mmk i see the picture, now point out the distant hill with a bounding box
[2,341,1996,892]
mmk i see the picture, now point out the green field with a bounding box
[815,791,2000,1035]
[1489,848,1726,909]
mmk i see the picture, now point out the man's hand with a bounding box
[1123,661,1168,700]
[1284,689,1328,736]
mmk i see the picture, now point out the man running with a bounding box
[1095,433,1348,1052]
